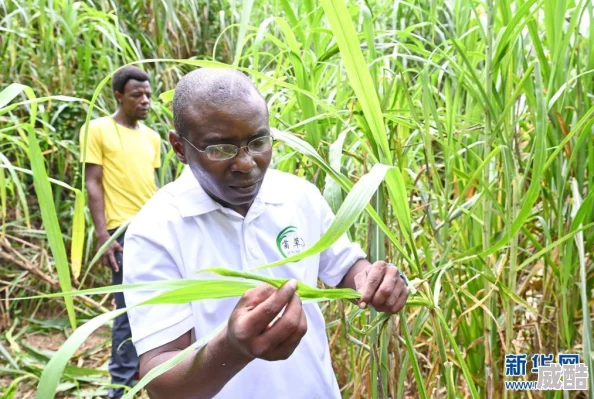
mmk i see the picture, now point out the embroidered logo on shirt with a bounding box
[276,226,306,258]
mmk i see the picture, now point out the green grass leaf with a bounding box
[70,190,85,280]
[479,62,547,257]
[272,129,416,270]
[35,309,123,399]
[35,276,366,396]
[253,161,392,270]
[122,323,226,399]
[0,83,27,109]
[319,0,392,164]
[27,125,76,330]
[233,0,256,68]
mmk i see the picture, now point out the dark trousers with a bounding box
[108,228,139,398]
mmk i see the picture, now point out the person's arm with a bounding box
[139,280,307,399]
[84,163,122,272]
[337,258,371,291]
[338,259,408,314]
[153,133,161,188]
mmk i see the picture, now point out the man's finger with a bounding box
[370,266,398,309]
[248,279,298,333]
[265,310,308,361]
[259,292,303,347]
[390,287,409,313]
[113,240,123,252]
[237,284,277,309]
[384,285,402,310]
[109,252,119,273]
[359,262,387,308]
[102,253,112,269]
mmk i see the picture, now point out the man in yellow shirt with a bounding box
[79,65,160,399]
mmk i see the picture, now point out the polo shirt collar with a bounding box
[174,167,285,218]
[255,169,285,204]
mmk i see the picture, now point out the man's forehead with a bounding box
[125,79,151,91]
[184,94,267,124]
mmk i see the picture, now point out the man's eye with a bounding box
[249,137,272,152]
[207,145,236,160]
[251,141,265,151]
[209,147,223,157]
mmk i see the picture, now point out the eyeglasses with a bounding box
[181,135,273,161]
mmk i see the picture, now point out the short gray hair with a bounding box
[172,68,263,136]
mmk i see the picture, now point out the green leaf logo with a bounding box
[276,225,305,258]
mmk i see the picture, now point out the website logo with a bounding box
[276,226,305,258]
[505,353,589,391]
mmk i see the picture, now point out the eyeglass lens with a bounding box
[205,136,272,161]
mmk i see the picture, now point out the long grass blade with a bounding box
[319,0,392,164]
[570,179,594,395]
[70,190,85,280]
[253,162,392,270]
[122,323,226,399]
[232,0,255,67]
[35,309,124,399]
[272,129,416,268]
[0,83,27,109]
[35,275,386,396]
[26,125,77,330]
[479,62,546,257]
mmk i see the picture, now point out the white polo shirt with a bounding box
[123,167,366,399]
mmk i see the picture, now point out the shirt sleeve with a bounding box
[123,213,193,356]
[316,188,367,287]
[152,132,161,168]
[79,123,103,165]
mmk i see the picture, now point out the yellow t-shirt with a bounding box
[79,116,161,230]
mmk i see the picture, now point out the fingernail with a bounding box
[288,279,298,289]
[359,302,367,309]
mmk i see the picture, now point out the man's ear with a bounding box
[169,130,187,164]
[114,91,123,105]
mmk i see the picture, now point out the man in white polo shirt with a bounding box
[123,68,409,398]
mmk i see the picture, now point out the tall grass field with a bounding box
[1,0,593,397]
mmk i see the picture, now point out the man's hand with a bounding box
[226,280,308,361]
[354,261,409,313]
[85,164,121,272]
[97,232,123,273]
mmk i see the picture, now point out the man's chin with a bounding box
[221,187,261,207]
[228,182,260,197]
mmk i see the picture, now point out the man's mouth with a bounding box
[229,180,260,195]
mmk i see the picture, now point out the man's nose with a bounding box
[230,147,256,173]
[141,94,150,104]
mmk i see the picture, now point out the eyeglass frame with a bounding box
[180,134,274,161]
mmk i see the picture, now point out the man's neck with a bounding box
[216,197,253,217]
[113,109,140,130]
